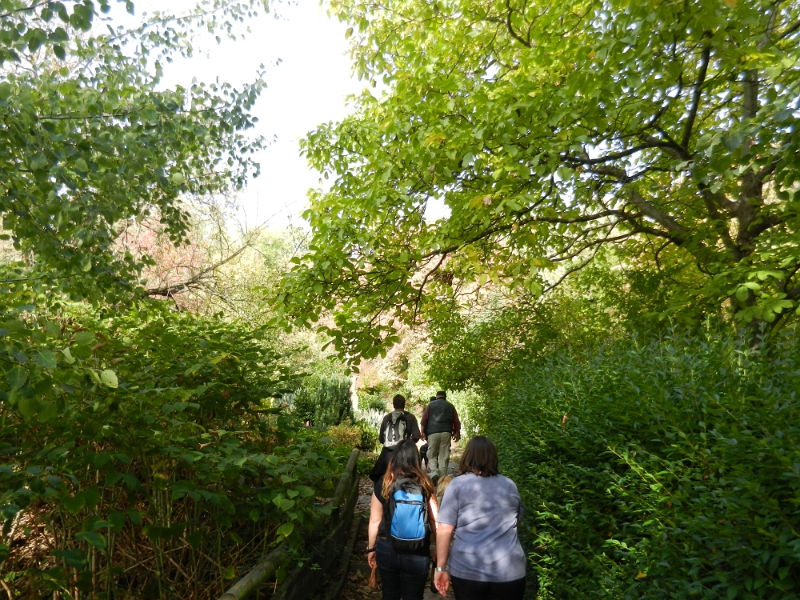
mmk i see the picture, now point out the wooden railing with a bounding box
[218,448,361,600]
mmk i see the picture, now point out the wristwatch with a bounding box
[435,566,449,572]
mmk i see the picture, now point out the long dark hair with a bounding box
[382,440,435,499]
[459,436,499,477]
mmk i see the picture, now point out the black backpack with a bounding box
[383,410,408,447]
[383,477,429,552]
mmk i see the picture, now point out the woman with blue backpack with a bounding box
[367,439,439,600]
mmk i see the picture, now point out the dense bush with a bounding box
[326,422,363,450]
[358,391,388,412]
[487,329,800,600]
[327,417,380,452]
[291,374,353,428]
[0,302,347,598]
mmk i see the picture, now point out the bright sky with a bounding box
[135,0,363,231]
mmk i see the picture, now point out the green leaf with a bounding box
[108,510,126,532]
[38,401,58,422]
[296,485,316,498]
[7,365,28,390]
[73,331,95,346]
[45,322,61,338]
[276,522,294,537]
[187,530,203,548]
[17,397,41,420]
[75,531,106,551]
[35,351,57,369]
[53,548,87,568]
[99,369,118,388]
[62,495,86,515]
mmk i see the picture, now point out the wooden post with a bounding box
[217,448,360,600]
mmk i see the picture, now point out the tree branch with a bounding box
[628,189,687,243]
[0,0,54,19]
[145,241,251,297]
[681,44,711,148]
[504,0,531,48]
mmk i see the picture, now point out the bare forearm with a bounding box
[368,518,380,549]
[436,525,454,567]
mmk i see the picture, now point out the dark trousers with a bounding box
[451,575,526,600]
[375,539,430,600]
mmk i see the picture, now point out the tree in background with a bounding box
[0,0,268,300]
[280,0,800,360]
[0,3,356,596]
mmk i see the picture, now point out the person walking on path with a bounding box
[367,440,439,600]
[433,436,528,600]
[420,391,461,483]
[369,394,422,482]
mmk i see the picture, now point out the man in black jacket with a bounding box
[420,391,461,483]
[368,394,421,482]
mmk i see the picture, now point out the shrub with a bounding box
[0,303,346,598]
[354,417,380,451]
[327,421,363,450]
[292,374,353,428]
[487,328,800,600]
[327,417,380,452]
[358,391,387,412]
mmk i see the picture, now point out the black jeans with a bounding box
[450,575,526,600]
[375,539,430,600]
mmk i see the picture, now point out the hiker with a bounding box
[433,436,527,600]
[420,391,461,483]
[367,440,439,600]
[369,394,421,483]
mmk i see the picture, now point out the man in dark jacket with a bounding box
[420,391,461,483]
[368,394,421,482]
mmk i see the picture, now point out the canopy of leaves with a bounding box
[279,0,800,360]
[1,0,268,299]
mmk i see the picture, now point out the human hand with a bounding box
[367,551,377,569]
[434,571,450,597]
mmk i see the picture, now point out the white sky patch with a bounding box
[132,0,363,231]
[424,197,452,223]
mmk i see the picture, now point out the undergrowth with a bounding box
[0,301,350,599]
[486,328,800,600]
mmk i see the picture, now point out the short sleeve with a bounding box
[437,479,459,526]
[373,477,385,504]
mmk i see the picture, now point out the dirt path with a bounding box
[338,445,461,600]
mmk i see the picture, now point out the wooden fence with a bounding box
[218,448,361,600]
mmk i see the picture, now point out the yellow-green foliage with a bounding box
[327,419,380,451]
[327,422,363,450]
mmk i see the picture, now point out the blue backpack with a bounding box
[384,477,429,552]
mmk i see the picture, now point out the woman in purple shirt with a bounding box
[434,436,527,600]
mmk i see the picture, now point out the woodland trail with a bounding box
[336,445,461,600]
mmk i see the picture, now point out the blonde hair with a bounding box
[436,475,453,507]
